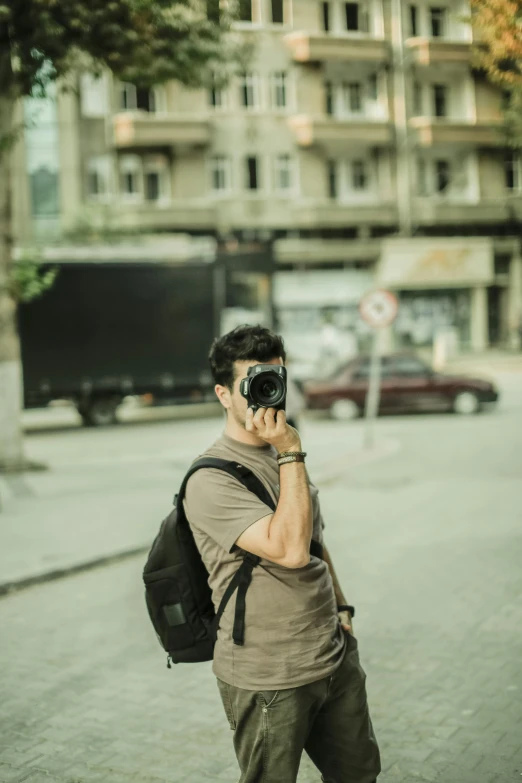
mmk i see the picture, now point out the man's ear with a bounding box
[215,384,231,411]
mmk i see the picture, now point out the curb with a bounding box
[0,438,401,597]
[0,545,149,598]
[314,438,402,486]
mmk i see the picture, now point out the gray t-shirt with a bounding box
[183,432,346,690]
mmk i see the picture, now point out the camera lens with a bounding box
[261,381,277,399]
[251,373,285,407]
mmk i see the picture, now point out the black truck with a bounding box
[18,240,274,426]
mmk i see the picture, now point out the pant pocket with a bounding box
[259,690,280,709]
[217,679,237,730]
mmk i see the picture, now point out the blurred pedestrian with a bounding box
[183,324,381,783]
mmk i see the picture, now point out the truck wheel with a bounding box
[78,397,120,427]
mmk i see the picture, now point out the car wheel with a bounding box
[453,391,480,415]
[330,399,360,421]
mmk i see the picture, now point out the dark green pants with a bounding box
[217,633,381,783]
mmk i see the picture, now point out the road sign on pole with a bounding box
[359,289,399,330]
[359,290,399,448]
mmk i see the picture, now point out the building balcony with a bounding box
[409,117,504,147]
[108,200,217,230]
[112,112,211,148]
[289,115,394,150]
[412,198,516,225]
[285,32,390,64]
[406,37,472,66]
[293,200,399,229]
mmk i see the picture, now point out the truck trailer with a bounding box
[18,238,273,426]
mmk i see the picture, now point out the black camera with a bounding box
[240,364,287,413]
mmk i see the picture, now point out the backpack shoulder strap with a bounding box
[176,457,276,513]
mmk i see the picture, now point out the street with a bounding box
[0,367,521,783]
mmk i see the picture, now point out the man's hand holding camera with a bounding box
[245,407,301,455]
[338,609,354,636]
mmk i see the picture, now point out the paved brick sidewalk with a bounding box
[0,414,374,591]
[1,404,521,783]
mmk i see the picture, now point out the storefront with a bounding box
[273,268,373,380]
[377,238,494,353]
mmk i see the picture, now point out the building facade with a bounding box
[12,0,522,367]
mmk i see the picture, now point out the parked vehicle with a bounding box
[18,240,274,426]
[304,353,499,420]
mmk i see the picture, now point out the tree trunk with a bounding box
[0,50,25,471]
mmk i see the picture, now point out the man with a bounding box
[184,324,380,783]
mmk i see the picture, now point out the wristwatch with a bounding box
[337,604,355,617]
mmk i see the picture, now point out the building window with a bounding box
[416,157,428,195]
[430,7,446,38]
[209,76,226,109]
[210,155,231,191]
[413,81,423,115]
[272,71,288,109]
[343,82,363,113]
[435,159,451,193]
[238,0,253,21]
[120,83,136,111]
[433,84,447,117]
[239,72,259,109]
[122,170,138,195]
[145,171,160,201]
[137,87,155,112]
[327,159,338,198]
[87,156,113,201]
[30,168,60,216]
[504,151,521,191]
[322,1,331,31]
[274,154,294,191]
[352,160,368,190]
[409,4,418,36]
[345,2,368,32]
[80,73,109,117]
[325,81,334,115]
[368,73,378,102]
[120,83,157,112]
[144,156,169,202]
[119,156,143,199]
[24,86,61,218]
[271,0,284,23]
[245,156,260,190]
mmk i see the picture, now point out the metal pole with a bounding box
[390,0,413,236]
[364,329,382,448]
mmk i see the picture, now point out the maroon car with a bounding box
[304,354,499,420]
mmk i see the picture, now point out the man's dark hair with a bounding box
[209,324,286,389]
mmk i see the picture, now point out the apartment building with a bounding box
[11,0,522,365]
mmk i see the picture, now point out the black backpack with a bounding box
[143,456,323,667]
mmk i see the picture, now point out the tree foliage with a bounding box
[8,257,58,303]
[0,0,237,100]
[471,0,522,87]
[471,0,522,144]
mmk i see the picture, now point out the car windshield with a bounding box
[391,357,430,376]
[352,358,395,380]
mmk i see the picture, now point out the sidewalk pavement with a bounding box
[442,350,522,376]
[0,414,398,594]
[2,348,519,594]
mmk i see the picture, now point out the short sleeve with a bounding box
[183,468,274,554]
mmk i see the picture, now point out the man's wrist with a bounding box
[274,440,302,454]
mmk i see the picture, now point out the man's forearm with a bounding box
[269,462,313,568]
[322,545,348,607]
